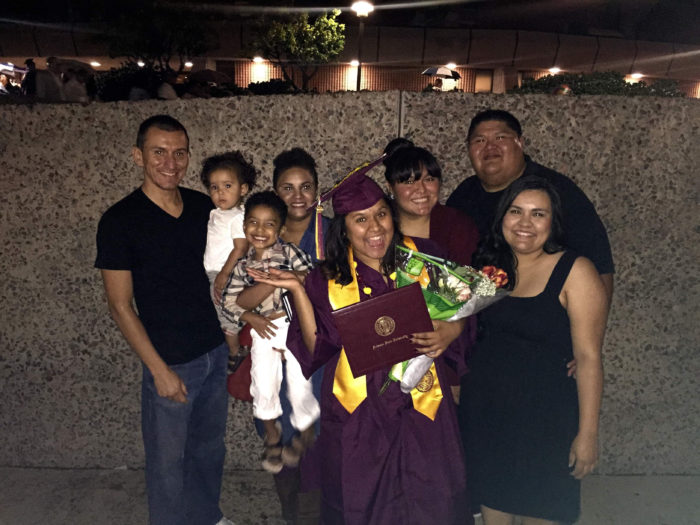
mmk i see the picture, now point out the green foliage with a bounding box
[247,79,297,96]
[510,71,685,97]
[97,1,214,73]
[250,10,345,92]
[94,62,163,101]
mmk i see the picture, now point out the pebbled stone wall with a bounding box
[0,92,697,474]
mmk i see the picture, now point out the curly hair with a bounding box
[272,147,319,188]
[199,151,258,192]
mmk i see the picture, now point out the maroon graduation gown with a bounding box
[287,239,471,525]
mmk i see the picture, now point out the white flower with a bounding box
[474,277,497,296]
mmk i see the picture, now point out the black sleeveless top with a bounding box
[463,251,582,522]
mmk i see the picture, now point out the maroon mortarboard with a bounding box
[316,154,387,214]
[308,154,387,261]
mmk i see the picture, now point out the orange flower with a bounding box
[482,266,509,288]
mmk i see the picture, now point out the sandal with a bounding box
[261,422,283,474]
[281,436,304,467]
[261,442,283,473]
[281,426,316,468]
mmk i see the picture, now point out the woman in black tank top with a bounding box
[461,176,609,524]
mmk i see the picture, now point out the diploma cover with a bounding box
[331,282,434,378]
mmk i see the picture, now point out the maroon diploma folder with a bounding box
[331,282,434,378]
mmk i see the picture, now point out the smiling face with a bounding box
[243,204,284,258]
[208,169,248,210]
[502,189,553,256]
[133,127,189,193]
[344,199,394,271]
[467,120,526,192]
[274,167,317,222]
[390,165,440,219]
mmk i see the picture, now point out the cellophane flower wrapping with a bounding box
[391,245,509,393]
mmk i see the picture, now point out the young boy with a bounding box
[221,191,320,473]
[202,151,257,357]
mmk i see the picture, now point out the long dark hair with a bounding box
[473,176,565,290]
[321,198,403,285]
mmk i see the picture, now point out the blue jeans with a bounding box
[142,343,229,525]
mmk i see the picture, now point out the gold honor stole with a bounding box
[328,239,443,420]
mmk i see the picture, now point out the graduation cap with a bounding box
[309,154,387,261]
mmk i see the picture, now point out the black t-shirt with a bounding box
[95,187,224,364]
[446,157,615,275]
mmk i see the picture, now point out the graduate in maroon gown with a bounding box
[248,158,472,525]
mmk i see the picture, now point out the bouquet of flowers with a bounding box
[387,245,509,393]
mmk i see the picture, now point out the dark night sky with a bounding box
[3,0,699,45]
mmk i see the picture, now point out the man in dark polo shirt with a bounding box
[95,115,233,525]
[447,109,614,302]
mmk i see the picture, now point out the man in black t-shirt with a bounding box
[95,115,233,525]
[446,109,614,302]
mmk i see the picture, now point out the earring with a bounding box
[388,193,395,200]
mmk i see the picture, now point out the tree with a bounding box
[250,10,345,92]
[97,1,214,73]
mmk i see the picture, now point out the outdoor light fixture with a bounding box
[549,67,561,74]
[90,61,101,67]
[351,1,374,91]
[137,61,145,67]
[350,60,360,67]
[252,56,264,63]
[446,63,456,70]
[184,61,194,68]
[351,1,374,17]
[631,72,643,79]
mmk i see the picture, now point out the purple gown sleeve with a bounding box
[286,268,343,379]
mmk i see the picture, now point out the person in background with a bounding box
[35,56,65,102]
[62,69,89,103]
[446,109,614,304]
[95,115,233,525]
[21,59,37,97]
[462,176,607,524]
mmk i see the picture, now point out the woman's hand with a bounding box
[411,319,464,358]
[569,432,598,480]
[246,267,305,292]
